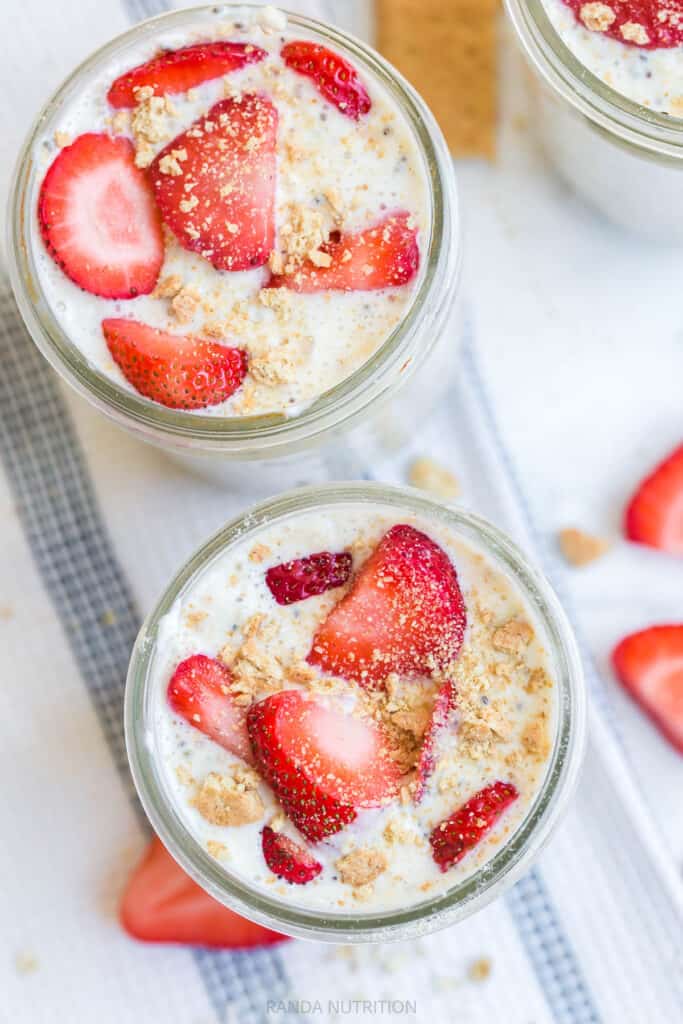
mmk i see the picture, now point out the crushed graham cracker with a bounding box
[249,543,272,564]
[579,3,616,32]
[621,21,649,44]
[336,847,387,887]
[558,527,610,567]
[258,287,294,323]
[131,87,176,167]
[207,840,229,860]
[195,768,263,826]
[249,336,313,387]
[219,614,285,703]
[492,619,534,656]
[170,286,201,324]
[521,716,551,763]
[54,130,72,148]
[468,956,492,982]
[153,274,183,299]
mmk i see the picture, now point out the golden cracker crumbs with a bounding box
[621,21,649,44]
[360,678,436,773]
[158,147,187,176]
[276,203,332,275]
[580,3,616,32]
[54,130,72,148]
[323,187,345,222]
[171,286,201,324]
[269,812,286,833]
[195,768,263,827]
[223,614,285,702]
[336,847,387,887]
[249,543,272,564]
[249,336,313,387]
[285,661,319,686]
[525,667,552,695]
[258,287,293,323]
[383,815,422,846]
[352,884,374,902]
[154,274,183,299]
[491,620,533,656]
[175,763,195,787]
[111,110,130,135]
[521,716,551,763]
[207,840,229,860]
[408,456,459,499]
[203,320,227,339]
[558,527,610,567]
[468,956,492,983]
[14,951,39,975]
[131,89,177,168]
[184,608,208,629]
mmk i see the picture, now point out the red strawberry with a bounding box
[102,318,247,409]
[167,654,253,764]
[38,133,163,299]
[107,41,267,108]
[561,1,683,49]
[281,40,371,119]
[624,444,683,556]
[414,679,456,802]
[612,625,683,754]
[308,524,466,687]
[247,691,401,842]
[270,212,419,293]
[265,551,352,606]
[261,826,323,885]
[121,837,286,947]
[430,781,519,872]
[150,95,277,271]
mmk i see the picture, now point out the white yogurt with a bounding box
[151,502,557,914]
[32,7,430,417]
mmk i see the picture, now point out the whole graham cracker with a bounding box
[377,0,498,159]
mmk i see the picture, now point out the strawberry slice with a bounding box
[265,551,352,606]
[430,781,519,872]
[281,40,371,119]
[102,318,247,409]
[150,95,277,271]
[561,1,683,49]
[414,679,456,802]
[38,133,163,299]
[107,41,267,108]
[612,625,683,754]
[624,443,683,556]
[121,836,286,947]
[261,826,323,885]
[270,212,419,293]
[247,691,401,842]
[307,524,466,687]
[167,654,253,764]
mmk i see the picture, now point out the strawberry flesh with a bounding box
[38,133,163,299]
[430,781,519,872]
[270,212,419,293]
[150,95,277,271]
[108,41,267,108]
[247,691,401,842]
[261,826,323,885]
[414,679,456,802]
[281,40,371,119]
[167,654,253,764]
[308,524,467,687]
[266,551,352,605]
[102,318,247,409]
[121,836,286,947]
[612,625,683,754]
[624,443,683,556]
[561,1,683,49]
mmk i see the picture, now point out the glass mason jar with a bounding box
[125,482,586,943]
[504,0,683,240]
[7,5,461,490]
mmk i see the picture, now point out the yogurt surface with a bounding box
[150,501,558,915]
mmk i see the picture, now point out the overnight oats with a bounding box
[504,0,683,238]
[9,6,460,477]
[126,485,585,940]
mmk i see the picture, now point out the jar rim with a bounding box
[7,4,460,457]
[504,0,683,159]
[125,482,587,943]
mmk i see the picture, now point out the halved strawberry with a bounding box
[247,691,401,842]
[150,95,277,271]
[281,40,371,119]
[612,625,683,754]
[562,1,683,49]
[108,41,267,108]
[270,212,419,293]
[167,654,253,764]
[121,836,286,947]
[414,679,456,802]
[430,781,519,872]
[261,826,323,885]
[624,443,683,556]
[102,318,247,409]
[265,551,352,606]
[307,524,466,687]
[38,133,163,299]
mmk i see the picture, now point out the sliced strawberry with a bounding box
[624,444,683,556]
[261,826,323,885]
[121,836,286,947]
[430,781,519,872]
[281,40,371,119]
[271,212,419,293]
[102,318,247,409]
[612,625,683,754]
[108,41,267,108]
[265,551,352,606]
[38,133,163,299]
[167,654,253,764]
[308,524,466,687]
[414,679,456,802]
[247,691,401,842]
[150,95,277,271]
[562,1,683,49]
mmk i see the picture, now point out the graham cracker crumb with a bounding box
[154,274,183,299]
[621,21,649,44]
[203,320,226,339]
[408,456,459,499]
[207,840,229,860]
[249,543,272,564]
[521,716,551,763]
[175,763,195,787]
[492,620,533,656]
[269,812,286,833]
[222,614,285,702]
[171,286,201,324]
[111,110,130,135]
[468,956,492,983]
[195,768,263,826]
[276,203,332,275]
[285,661,319,686]
[336,847,387,887]
[249,336,313,387]
[131,88,176,168]
[184,608,208,628]
[558,527,610,567]
[258,287,293,323]
[580,3,616,32]
[54,130,72,148]
[525,667,553,695]
[158,148,187,176]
